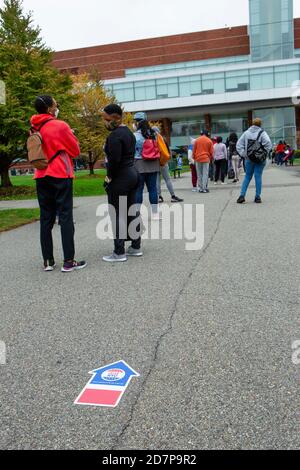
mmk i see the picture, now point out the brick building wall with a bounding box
[52,26,250,79]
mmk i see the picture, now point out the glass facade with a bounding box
[125,56,249,77]
[170,114,248,148]
[104,63,300,103]
[253,107,296,145]
[249,0,294,62]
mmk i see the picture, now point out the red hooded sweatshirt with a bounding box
[30,114,80,179]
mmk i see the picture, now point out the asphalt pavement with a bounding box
[0,165,299,450]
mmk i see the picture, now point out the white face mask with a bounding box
[54,109,60,118]
[132,123,137,132]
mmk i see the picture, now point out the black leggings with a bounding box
[107,167,141,255]
[214,159,227,183]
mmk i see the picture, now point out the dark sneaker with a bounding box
[171,195,184,203]
[255,196,262,204]
[61,260,87,272]
[44,260,56,272]
[127,246,143,257]
[159,196,164,203]
[237,196,246,204]
[203,189,210,193]
[102,253,127,263]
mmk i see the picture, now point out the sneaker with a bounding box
[203,189,210,193]
[61,260,87,272]
[152,212,162,220]
[102,253,127,263]
[221,182,227,185]
[198,189,204,193]
[159,196,164,203]
[127,246,143,257]
[171,195,184,203]
[255,196,262,204]
[44,260,56,272]
[192,188,198,192]
[237,196,246,204]
[214,182,218,185]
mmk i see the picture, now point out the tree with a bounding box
[71,73,133,175]
[0,0,75,188]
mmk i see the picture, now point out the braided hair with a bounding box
[138,120,156,140]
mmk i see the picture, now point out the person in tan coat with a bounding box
[193,130,214,193]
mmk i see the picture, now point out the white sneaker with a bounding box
[152,212,162,220]
[214,182,218,185]
[221,182,227,185]
[192,188,198,192]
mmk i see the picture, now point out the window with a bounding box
[274,64,300,88]
[156,77,178,99]
[112,82,134,102]
[225,70,249,92]
[202,72,225,94]
[134,80,156,101]
[250,67,274,90]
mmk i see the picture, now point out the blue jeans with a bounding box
[136,172,159,213]
[240,160,266,198]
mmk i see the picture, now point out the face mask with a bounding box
[105,120,119,131]
[54,109,60,118]
[132,123,137,132]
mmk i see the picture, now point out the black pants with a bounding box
[36,177,75,262]
[214,159,227,182]
[107,167,140,255]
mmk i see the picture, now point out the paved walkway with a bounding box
[0,166,299,450]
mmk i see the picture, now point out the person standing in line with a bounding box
[213,136,228,184]
[133,112,161,220]
[102,104,142,262]
[152,126,184,203]
[188,140,198,192]
[275,140,286,166]
[31,95,87,273]
[226,132,240,183]
[193,130,214,193]
[236,118,272,204]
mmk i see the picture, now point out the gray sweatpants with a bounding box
[195,162,210,191]
[157,164,175,197]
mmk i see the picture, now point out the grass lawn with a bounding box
[0,209,40,232]
[0,170,107,200]
[0,166,191,201]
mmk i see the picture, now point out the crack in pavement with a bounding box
[110,189,234,450]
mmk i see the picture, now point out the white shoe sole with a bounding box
[102,257,127,263]
[44,264,56,272]
[127,252,143,257]
[61,262,87,272]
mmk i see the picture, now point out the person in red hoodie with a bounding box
[31,95,87,272]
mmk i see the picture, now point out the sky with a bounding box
[0,0,300,52]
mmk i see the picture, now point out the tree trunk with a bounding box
[88,151,95,175]
[0,167,12,188]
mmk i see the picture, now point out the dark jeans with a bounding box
[214,159,227,182]
[107,167,140,256]
[36,177,75,262]
[136,172,159,213]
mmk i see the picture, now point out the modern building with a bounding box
[53,0,300,149]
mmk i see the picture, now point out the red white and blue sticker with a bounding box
[74,360,140,408]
